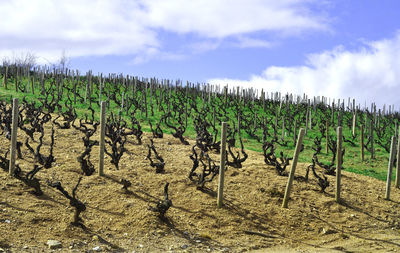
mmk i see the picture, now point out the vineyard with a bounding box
[1,64,400,252]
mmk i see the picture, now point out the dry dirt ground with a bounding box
[1,120,400,252]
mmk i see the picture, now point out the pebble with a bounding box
[139,244,144,248]
[181,244,189,249]
[3,219,10,224]
[195,240,201,243]
[47,240,62,249]
[93,246,102,252]
[321,228,337,235]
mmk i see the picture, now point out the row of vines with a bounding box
[1,63,399,225]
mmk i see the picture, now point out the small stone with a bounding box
[4,219,10,224]
[93,246,102,252]
[123,233,128,236]
[195,240,201,243]
[47,240,62,249]
[139,244,143,248]
[23,246,28,249]
[181,244,189,249]
[321,228,337,235]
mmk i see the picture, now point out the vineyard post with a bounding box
[396,126,400,188]
[281,116,285,141]
[26,67,30,93]
[224,86,228,107]
[293,119,297,145]
[9,98,19,176]
[305,106,309,135]
[352,113,356,136]
[335,126,343,203]
[145,81,148,117]
[262,89,265,111]
[217,122,227,208]
[326,120,329,153]
[237,111,241,136]
[282,128,305,208]
[99,101,106,176]
[3,64,8,89]
[370,121,375,159]
[15,66,19,92]
[254,111,257,131]
[361,125,365,161]
[274,109,278,138]
[84,73,89,104]
[385,136,397,200]
[99,74,103,105]
[185,101,189,128]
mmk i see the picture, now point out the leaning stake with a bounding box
[282,128,305,208]
[9,98,19,176]
[385,136,397,200]
[217,122,228,208]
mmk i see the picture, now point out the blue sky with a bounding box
[1,0,400,108]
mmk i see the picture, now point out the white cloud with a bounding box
[234,37,274,48]
[0,0,328,64]
[141,0,328,38]
[208,32,400,108]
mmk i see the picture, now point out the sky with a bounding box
[1,0,400,108]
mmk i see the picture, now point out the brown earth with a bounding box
[1,120,400,252]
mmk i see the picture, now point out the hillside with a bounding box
[1,120,400,252]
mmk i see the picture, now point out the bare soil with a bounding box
[1,121,400,252]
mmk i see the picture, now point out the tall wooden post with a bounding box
[326,120,329,153]
[385,136,397,200]
[396,127,400,188]
[217,122,228,208]
[9,98,19,176]
[98,101,106,176]
[361,125,365,161]
[4,65,8,89]
[370,121,375,159]
[336,127,343,203]
[282,128,305,208]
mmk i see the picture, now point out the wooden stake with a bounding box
[370,121,375,159]
[361,125,365,161]
[98,101,106,176]
[336,126,343,203]
[217,122,228,208]
[396,127,400,188]
[282,128,305,208]
[385,136,397,200]
[9,98,18,176]
[326,120,329,153]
